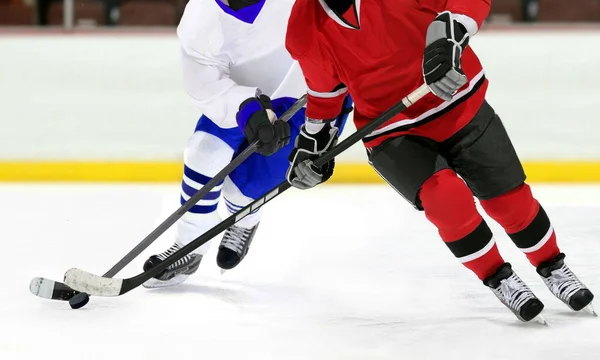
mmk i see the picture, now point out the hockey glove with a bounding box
[236,93,291,156]
[423,12,470,101]
[287,123,339,190]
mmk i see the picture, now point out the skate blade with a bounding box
[142,274,189,289]
[533,314,549,326]
[582,303,597,317]
[220,269,227,275]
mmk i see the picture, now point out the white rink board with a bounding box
[3,183,600,359]
[1,31,599,162]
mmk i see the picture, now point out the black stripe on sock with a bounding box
[445,220,493,259]
[508,206,551,250]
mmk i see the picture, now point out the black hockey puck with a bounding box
[69,292,90,309]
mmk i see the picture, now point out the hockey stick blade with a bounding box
[64,269,123,297]
[32,95,307,302]
[29,277,80,301]
[63,85,430,297]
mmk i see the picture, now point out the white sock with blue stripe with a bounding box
[222,177,262,229]
[174,131,234,255]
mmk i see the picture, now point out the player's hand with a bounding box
[286,123,338,190]
[423,12,470,101]
[236,92,291,156]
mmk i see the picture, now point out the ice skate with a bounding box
[142,243,202,288]
[537,253,595,315]
[484,263,547,324]
[217,223,259,271]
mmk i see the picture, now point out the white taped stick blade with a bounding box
[64,268,123,297]
[29,277,55,299]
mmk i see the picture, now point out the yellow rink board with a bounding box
[0,161,598,183]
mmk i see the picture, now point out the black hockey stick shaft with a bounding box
[113,84,431,294]
[103,94,307,277]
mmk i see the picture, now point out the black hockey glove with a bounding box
[236,93,291,156]
[286,123,339,190]
[423,11,470,101]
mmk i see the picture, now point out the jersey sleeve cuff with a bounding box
[304,121,327,134]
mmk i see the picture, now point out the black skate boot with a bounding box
[484,263,546,324]
[142,243,202,288]
[537,253,596,315]
[217,223,259,271]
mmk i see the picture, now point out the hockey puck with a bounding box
[69,292,90,309]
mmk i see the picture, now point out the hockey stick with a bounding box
[63,84,431,297]
[30,95,307,301]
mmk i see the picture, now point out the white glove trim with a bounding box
[450,13,479,37]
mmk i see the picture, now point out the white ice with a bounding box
[1,184,599,360]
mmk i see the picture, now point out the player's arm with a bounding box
[297,60,348,133]
[177,0,261,129]
[420,0,490,100]
[285,40,351,189]
[180,47,290,155]
[179,46,256,129]
[178,2,291,155]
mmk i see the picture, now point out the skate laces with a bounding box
[157,243,192,269]
[221,225,250,254]
[496,274,536,311]
[544,265,584,303]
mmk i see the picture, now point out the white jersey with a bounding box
[177,0,305,129]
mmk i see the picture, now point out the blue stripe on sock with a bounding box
[180,196,219,214]
[183,165,224,186]
[225,199,259,215]
[225,203,238,214]
[224,198,243,209]
[181,180,221,200]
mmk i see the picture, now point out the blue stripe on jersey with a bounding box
[183,165,224,187]
[181,180,221,200]
[180,196,219,214]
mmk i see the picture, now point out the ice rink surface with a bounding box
[1,183,599,360]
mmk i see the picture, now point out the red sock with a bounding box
[480,183,560,267]
[420,169,504,280]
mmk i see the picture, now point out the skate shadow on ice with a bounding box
[144,280,313,311]
[144,282,257,305]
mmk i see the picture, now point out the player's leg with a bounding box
[143,116,244,288]
[217,175,263,270]
[215,97,323,270]
[216,95,352,271]
[446,101,594,312]
[369,135,544,322]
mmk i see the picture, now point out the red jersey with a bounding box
[286,0,491,149]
